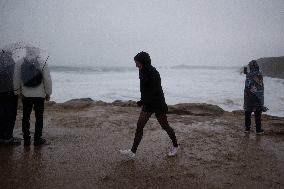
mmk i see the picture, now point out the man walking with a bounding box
[120,52,179,159]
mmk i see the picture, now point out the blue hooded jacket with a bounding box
[244,61,264,112]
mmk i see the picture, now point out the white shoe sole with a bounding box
[119,150,135,160]
[168,147,179,157]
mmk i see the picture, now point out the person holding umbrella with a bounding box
[119,51,179,159]
[0,50,21,145]
[14,46,52,146]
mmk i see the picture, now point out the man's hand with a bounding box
[137,100,143,107]
[45,95,50,102]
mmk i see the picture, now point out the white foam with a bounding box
[50,67,284,117]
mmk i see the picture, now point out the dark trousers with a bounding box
[245,111,262,132]
[22,97,45,140]
[0,93,18,140]
[131,111,178,153]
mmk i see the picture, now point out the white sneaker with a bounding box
[168,146,179,157]
[119,149,136,160]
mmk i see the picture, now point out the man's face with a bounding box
[135,60,143,70]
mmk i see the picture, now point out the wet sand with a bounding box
[0,98,284,189]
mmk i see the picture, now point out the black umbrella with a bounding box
[0,50,15,93]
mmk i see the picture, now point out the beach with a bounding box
[0,98,283,189]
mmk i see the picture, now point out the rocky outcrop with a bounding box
[168,103,225,116]
[111,100,137,107]
[257,57,284,79]
[110,100,225,116]
[59,98,94,110]
[45,98,225,116]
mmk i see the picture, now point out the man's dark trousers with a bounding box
[0,92,18,140]
[22,97,45,141]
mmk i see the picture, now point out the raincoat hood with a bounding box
[246,60,262,79]
[134,51,151,69]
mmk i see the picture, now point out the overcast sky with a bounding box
[0,0,284,67]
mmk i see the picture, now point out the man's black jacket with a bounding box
[139,65,166,107]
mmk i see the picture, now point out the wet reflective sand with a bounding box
[1,100,284,189]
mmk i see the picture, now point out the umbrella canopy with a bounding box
[0,50,15,93]
[0,42,49,94]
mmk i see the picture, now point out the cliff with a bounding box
[257,56,284,79]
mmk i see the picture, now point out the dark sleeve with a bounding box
[141,70,160,104]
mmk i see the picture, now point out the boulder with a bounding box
[168,103,224,116]
[111,100,137,107]
[60,98,94,110]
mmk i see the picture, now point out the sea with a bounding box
[50,65,284,117]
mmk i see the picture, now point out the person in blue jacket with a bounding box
[244,60,265,134]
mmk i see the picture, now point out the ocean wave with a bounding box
[170,65,240,70]
[222,99,242,106]
[49,65,136,73]
[50,65,242,73]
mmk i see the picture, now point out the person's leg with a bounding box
[0,97,6,140]
[155,113,178,147]
[34,98,45,141]
[254,111,263,133]
[245,111,252,131]
[5,95,18,140]
[131,111,152,153]
[22,97,33,140]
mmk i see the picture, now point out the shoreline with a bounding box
[43,98,284,119]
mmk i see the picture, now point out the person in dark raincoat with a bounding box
[119,52,179,159]
[0,50,21,144]
[244,60,264,134]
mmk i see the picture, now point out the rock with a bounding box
[232,110,245,115]
[93,100,109,106]
[168,103,224,116]
[111,100,137,107]
[60,98,94,110]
